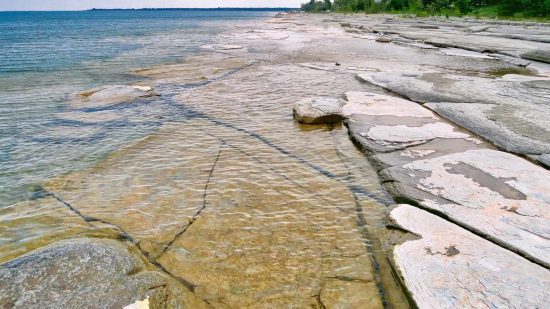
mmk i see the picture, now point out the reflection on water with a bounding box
[1,12,412,307]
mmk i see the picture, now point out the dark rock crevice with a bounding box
[32,188,204,295]
[156,144,224,261]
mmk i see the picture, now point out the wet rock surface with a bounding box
[3,12,550,308]
[293,97,345,124]
[0,238,207,308]
[70,85,158,109]
[133,53,251,85]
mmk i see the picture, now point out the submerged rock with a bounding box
[0,238,207,308]
[70,85,158,109]
[200,44,244,50]
[293,97,345,124]
[388,204,550,308]
[133,54,251,84]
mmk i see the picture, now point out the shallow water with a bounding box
[0,10,273,206]
[0,11,425,307]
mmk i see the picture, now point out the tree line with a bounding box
[301,0,549,18]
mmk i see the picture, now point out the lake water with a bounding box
[0,10,276,206]
[0,10,409,306]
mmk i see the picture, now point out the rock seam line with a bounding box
[156,143,224,260]
[328,126,391,308]
[44,190,203,295]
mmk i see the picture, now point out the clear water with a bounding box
[0,10,274,206]
[0,11,413,306]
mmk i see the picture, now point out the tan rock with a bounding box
[0,196,115,263]
[133,54,250,84]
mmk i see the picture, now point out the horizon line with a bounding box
[0,7,300,12]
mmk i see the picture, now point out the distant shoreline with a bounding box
[0,7,299,13]
[89,8,298,11]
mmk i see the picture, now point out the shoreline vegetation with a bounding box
[301,0,550,20]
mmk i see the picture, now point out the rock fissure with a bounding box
[37,190,203,295]
[329,128,391,308]
[200,130,350,213]
[157,144,224,260]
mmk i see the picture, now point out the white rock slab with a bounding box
[366,122,474,143]
[343,92,437,119]
[440,48,497,59]
[384,149,550,267]
[389,204,550,309]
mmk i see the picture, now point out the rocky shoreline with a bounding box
[1,12,549,308]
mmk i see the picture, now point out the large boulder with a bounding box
[0,238,207,308]
[293,97,345,124]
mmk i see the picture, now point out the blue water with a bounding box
[0,10,276,206]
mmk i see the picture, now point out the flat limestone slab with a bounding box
[372,138,486,171]
[425,102,550,156]
[70,85,158,109]
[382,149,550,267]
[389,204,550,309]
[342,92,481,153]
[133,54,251,84]
[357,72,550,106]
[357,72,550,159]
[44,122,226,260]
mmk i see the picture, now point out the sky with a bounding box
[0,0,303,11]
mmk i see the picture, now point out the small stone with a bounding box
[376,36,392,43]
[293,97,345,124]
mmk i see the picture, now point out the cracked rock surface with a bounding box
[3,11,550,309]
[388,204,550,309]
[342,89,550,304]
[357,72,550,161]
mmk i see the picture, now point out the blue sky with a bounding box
[0,0,303,11]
